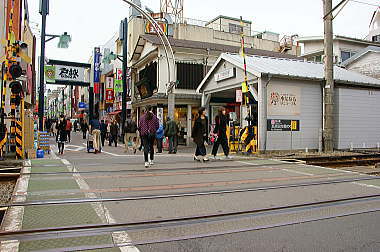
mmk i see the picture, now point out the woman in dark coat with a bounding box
[56,115,68,155]
[211,107,231,159]
[192,107,209,161]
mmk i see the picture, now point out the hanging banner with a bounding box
[105,77,114,89]
[105,89,115,104]
[94,47,101,92]
[236,89,242,103]
[114,68,123,93]
[267,85,301,116]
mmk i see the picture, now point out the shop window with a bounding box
[176,63,204,90]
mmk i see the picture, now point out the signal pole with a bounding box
[38,0,48,130]
[323,0,334,152]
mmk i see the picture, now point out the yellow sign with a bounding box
[291,120,297,131]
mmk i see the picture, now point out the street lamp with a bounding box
[38,0,71,130]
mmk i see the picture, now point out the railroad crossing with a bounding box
[1,132,380,251]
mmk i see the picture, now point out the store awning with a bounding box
[108,110,122,116]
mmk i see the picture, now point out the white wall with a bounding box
[335,87,380,149]
[346,51,380,80]
[262,78,322,151]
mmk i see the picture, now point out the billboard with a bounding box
[267,85,301,116]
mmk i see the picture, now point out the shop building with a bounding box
[198,53,380,151]
[130,34,300,146]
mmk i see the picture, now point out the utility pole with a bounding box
[38,0,48,130]
[121,18,128,138]
[323,0,334,152]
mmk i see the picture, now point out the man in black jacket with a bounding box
[211,107,231,159]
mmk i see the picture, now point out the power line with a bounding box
[349,0,380,7]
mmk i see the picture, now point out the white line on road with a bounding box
[60,157,140,252]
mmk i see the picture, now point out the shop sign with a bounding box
[157,107,164,124]
[94,47,101,83]
[114,68,123,93]
[45,65,86,83]
[267,119,300,131]
[78,102,87,109]
[106,77,114,89]
[145,21,167,35]
[105,89,115,104]
[267,85,300,116]
[214,68,236,82]
[236,89,242,103]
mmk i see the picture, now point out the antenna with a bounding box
[160,0,184,24]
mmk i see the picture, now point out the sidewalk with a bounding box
[1,159,125,251]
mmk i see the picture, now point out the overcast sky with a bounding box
[28,0,379,63]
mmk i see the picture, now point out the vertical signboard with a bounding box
[114,68,123,93]
[105,77,114,104]
[94,47,101,94]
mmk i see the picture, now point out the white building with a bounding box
[198,53,380,151]
[341,46,380,80]
[297,35,380,63]
[366,7,380,42]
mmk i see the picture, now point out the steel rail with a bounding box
[3,176,379,208]
[1,193,380,241]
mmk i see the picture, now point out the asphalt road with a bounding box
[49,132,380,251]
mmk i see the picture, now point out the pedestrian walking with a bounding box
[124,116,138,153]
[50,120,56,137]
[74,120,78,132]
[81,120,89,140]
[138,106,159,168]
[100,120,108,147]
[109,120,119,147]
[156,123,164,153]
[65,119,72,143]
[192,107,209,162]
[90,116,102,154]
[56,115,67,155]
[211,107,231,159]
[165,117,179,154]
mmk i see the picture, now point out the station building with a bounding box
[197,53,380,151]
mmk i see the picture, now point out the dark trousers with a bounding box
[82,131,87,139]
[212,134,229,156]
[195,142,206,156]
[58,142,65,154]
[109,134,117,147]
[142,135,155,162]
[66,131,71,142]
[101,133,106,146]
[168,136,177,153]
[157,138,163,153]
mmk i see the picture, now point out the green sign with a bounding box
[44,65,56,83]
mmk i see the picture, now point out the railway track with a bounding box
[2,175,379,208]
[1,193,379,248]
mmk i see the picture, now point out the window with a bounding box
[176,63,204,90]
[372,35,380,42]
[229,23,243,34]
[341,51,354,62]
[314,55,322,62]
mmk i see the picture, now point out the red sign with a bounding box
[94,83,100,94]
[105,89,114,104]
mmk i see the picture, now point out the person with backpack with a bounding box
[165,117,179,154]
[138,106,159,168]
[89,116,102,154]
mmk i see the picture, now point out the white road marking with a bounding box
[352,182,380,190]
[61,158,139,252]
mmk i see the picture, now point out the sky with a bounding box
[27,0,379,63]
